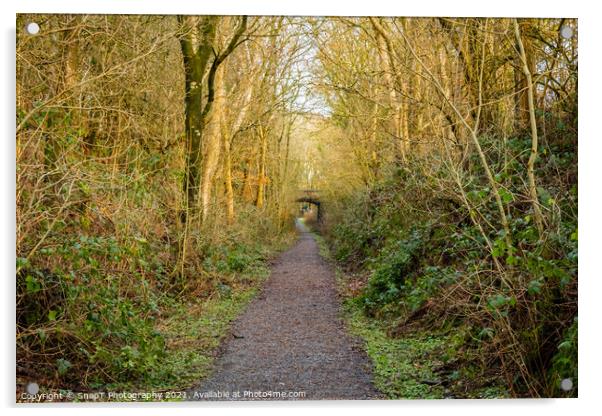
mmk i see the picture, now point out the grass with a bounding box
[344,305,448,399]
[58,235,294,402]
[155,279,268,391]
[86,265,270,402]
[314,229,509,399]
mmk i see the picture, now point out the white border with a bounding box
[3,1,599,416]
[12,0,579,17]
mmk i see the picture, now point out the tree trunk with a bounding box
[179,16,247,223]
[514,19,545,237]
[255,124,268,209]
[400,27,513,250]
[200,64,225,222]
[369,17,406,161]
[514,19,535,130]
[221,59,257,224]
[179,15,218,222]
[222,133,235,224]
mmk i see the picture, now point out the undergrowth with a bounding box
[321,127,577,398]
[315,233,508,399]
[16,163,295,397]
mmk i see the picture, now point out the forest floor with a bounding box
[188,220,381,400]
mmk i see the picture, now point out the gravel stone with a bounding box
[189,227,381,401]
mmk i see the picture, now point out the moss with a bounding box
[345,305,447,399]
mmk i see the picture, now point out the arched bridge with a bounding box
[295,189,323,223]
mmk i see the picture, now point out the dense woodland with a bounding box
[16,15,577,398]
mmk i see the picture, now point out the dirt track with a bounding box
[189,221,381,401]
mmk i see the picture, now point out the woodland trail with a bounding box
[189,220,381,401]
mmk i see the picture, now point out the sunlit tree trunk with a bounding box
[255,124,268,209]
[222,132,235,224]
[514,19,535,130]
[200,64,225,222]
[221,57,256,224]
[241,155,255,203]
[514,19,545,237]
[370,18,405,161]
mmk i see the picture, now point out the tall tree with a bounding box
[178,15,247,223]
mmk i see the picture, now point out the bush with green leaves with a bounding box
[325,126,577,397]
[17,235,167,385]
[360,227,428,313]
[547,317,578,396]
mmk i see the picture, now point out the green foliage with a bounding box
[486,293,517,318]
[547,317,578,397]
[405,266,459,312]
[325,126,577,398]
[91,269,269,393]
[345,304,447,398]
[361,226,455,312]
[202,242,266,274]
[56,358,72,376]
[17,235,167,383]
[343,300,508,399]
[361,227,429,312]
[16,209,293,392]
[328,173,418,265]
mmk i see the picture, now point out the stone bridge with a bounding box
[295,189,323,223]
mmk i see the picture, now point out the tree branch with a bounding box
[203,16,249,118]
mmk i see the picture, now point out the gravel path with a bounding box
[189,221,381,401]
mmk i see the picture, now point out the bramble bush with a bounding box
[326,127,577,397]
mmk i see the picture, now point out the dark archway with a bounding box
[295,197,323,223]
